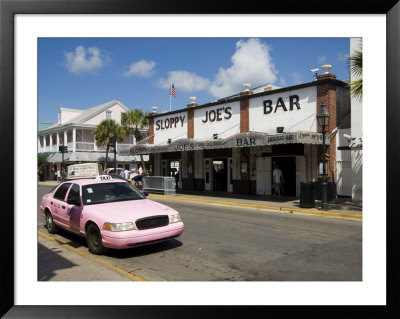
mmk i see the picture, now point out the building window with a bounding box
[129,135,136,144]
[106,110,112,119]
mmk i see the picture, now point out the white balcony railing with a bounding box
[38,142,134,153]
[76,142,95,151]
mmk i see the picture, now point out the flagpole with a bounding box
[170,82,172,111]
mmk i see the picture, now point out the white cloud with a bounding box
[336,52,348,61]
[64,46,106,74]
[124,60,156,78]
[317,56,327,64]
[209,38,277,98]
[292,72,303,85]
[158,70,210,92]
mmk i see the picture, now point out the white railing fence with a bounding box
[142,176,176,196]
[76,142,95,151]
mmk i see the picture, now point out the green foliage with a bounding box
[347,47,362,101]
[93,119,125,169]
[121,109,149,174]
[121,109,149,142]
[38,153,48,167]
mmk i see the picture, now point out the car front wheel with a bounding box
[86,224,107,255]
[46,212,58,234]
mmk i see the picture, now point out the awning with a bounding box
[124,131,330,155]
[46,152,148,163]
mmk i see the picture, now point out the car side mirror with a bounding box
[143,191,149,197]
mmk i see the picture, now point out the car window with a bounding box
[67,184,80,205]
[53,183,72,201]
[82,182,145,205]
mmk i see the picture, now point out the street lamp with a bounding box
[316,101,330,210]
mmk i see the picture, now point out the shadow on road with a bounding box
[41,225,183,259]
[38,242,78,281]
[106,239,183,259]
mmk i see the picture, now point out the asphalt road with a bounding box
[38,185,362,281]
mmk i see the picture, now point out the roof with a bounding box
[214,83,281,102]
[38,122,55,131]
[45,99,130,130]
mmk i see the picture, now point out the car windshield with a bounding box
[82,182,145,205]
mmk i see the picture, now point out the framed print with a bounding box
[1,0,400,318]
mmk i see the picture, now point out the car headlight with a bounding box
[103,222,136,232]
[169,214,181,224]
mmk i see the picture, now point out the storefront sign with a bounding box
[174,143,195,151]
[263,95,300,114]
[127,131,329,155]
[155,115,185,130]
[236,137,256,147]
[201,106,232,123]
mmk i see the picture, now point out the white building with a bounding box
[38,99,148,180]
[125,68,352,198]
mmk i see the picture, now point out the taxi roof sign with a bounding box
[67,163,103,179]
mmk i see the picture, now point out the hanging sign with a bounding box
[127,131,329,155]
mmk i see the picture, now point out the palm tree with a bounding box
[121,109,149,174]
[93,119,125,169]
[347,47,362,101]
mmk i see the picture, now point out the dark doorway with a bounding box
[213,159,227,192]
[272,157,296,196]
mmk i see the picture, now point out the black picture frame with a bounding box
[1,0,399,318]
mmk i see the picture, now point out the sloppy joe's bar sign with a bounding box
[129,131,329,155]
[194,102,241,140]
[249,87,317,133]
[153,111,188,145]
[155,115,185,130]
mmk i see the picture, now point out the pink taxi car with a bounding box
[40,175,184,255]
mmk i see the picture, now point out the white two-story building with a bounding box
[38,99,148,180]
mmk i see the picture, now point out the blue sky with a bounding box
[38,38,350,123]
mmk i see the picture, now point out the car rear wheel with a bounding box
[46,212,58,234]
[86,224,107,255]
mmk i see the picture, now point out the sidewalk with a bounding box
[38,180,362,219]
[38,231,134,281]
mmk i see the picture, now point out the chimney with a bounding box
[150,106,158,115]
[187,96,198,107]
[317,64,336,80]
[240,83,253,96]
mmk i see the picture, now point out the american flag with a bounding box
[169,83,177,97]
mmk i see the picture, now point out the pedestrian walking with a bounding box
[120,169,126,179]
[133,164,143,187]
[52,164,57,181]
[272,163,284,197]
[124,169,130,180]
[39,167,45,181]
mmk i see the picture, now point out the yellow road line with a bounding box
[148,194,362,219]
[38,231,146,281]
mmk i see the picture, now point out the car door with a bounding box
[51,182,72,228]
[63,183,84,234]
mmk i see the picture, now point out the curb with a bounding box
[148,194,362,220]
[38,231,145,281]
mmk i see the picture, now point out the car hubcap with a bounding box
[91,231,99,246]
[47,216,52,228]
